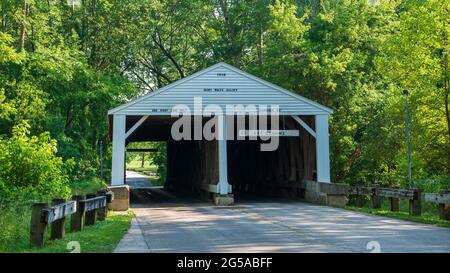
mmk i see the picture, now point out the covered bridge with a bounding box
[108,62,333,204]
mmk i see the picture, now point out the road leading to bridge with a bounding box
[115,190,450,253]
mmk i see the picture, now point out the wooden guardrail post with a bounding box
[30,203,48,247]
[96,190,108,221]
[353,183,364,207]
[370,185,381,209]
[439,203,450,220]
[106,191,114,210]
[409,189,421,216]
[84,194,97,226]
[50,198,66,240]
[70,195,85,232]
[425,191,450,221]
[356,191,365,208]
[387,186,400,211]
[389,197,400,211]
[438,190,450,220]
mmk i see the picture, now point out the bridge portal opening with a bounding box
[116,114,318,202]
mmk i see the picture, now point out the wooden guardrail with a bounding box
[349,185,421,216]
[30,190,114,247]
[424,191,450,221]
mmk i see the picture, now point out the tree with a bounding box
[376,0,450,181]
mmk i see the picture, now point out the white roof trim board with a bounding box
[108,62,333,116]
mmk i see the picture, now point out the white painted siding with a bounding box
[109,63,332,116]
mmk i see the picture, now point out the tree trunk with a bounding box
[19,2,30,51]
[218,0,241,67]
[446,92,450,142]
[442,26,450,143]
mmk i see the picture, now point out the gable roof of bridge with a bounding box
[108,62,333,116]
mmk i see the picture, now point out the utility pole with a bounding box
[403,89,412,188]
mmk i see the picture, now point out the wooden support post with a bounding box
[354,183,365,207]
[30,203,48,247]
[105,191,114,211]
[356,194,365,208]
[50,198,66,240]
[409,189,421,216]
[436,190,450,221]
[84,194,97,226]
[371,185,381,209]
[439,204,450,221]
[389,197,400,211]
[96,190,108,221]
[70,195,85,232]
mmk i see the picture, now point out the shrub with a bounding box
[0,197,32,252]
[69,177,108,195]
[0,121,73,252]
[0,121,71,201]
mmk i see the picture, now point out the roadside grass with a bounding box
[132,166,158,173]
[0,206,133,253]
[1,177,133,253]
[0,200,33,252]
[127,160,157,170]
[346,196,450,228]
[25,211,134,253]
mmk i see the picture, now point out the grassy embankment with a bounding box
[346,196,450,228]
[0,179,133,253]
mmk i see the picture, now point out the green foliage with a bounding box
[1,1,449,252]
[375,0,450,181]
[26,212,133,253]
[125,141,166,184]
[0,121,71,201]
[0,0,448,194]
[346,206,450,228]
[0,120,72,252]
[0,207,133,253]
[148,142,167,185]
[0,199,32,252]
[347,196,450,228]
[68,177,108,196]
[0,1,138,183]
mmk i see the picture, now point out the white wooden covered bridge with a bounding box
[108,62,333,204]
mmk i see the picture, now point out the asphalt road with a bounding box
[116,185,450,253]
[125,171,153,189]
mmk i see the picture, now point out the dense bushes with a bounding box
[0,121,71,201]
[0,198,32,252]
[0,121,71,252]
[0,120,108,251]
[68,177,107,196]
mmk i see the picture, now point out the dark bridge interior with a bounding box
[116,115,317,200]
